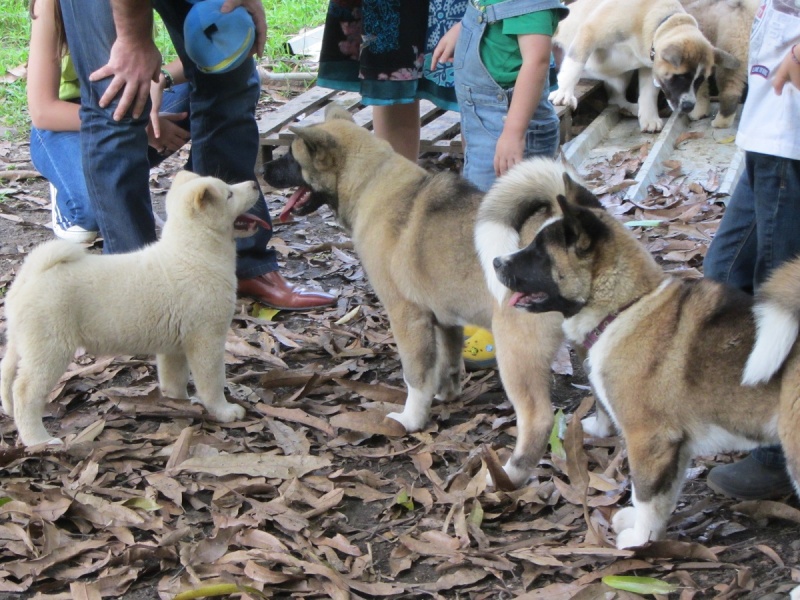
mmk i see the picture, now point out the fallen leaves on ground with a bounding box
[0,111,798,599]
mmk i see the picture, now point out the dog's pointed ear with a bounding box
[562,171,602,209]
[288,125,339,170]
[713,47,740,71]
[173,170,200,187]
[193,183,221,211]
[289,126,337,153]
[324,103,355,123]
[557,194,606,255]
[660,44,684,69]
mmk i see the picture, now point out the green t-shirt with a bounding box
[59,55,80,101]
[478,0,560,88]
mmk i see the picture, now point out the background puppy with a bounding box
[680,0,758,128]
[263,106,565,488]
[0,171,264,446]
[551,0,740,132]
[487,161,800,548]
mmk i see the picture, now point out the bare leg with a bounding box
[372,102,421,162]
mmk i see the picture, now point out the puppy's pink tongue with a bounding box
[508,291,525,307]
[279,187,307,223]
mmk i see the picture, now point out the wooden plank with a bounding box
[420,110,461,146]
[256,86,338,137]
[260,77,605,156]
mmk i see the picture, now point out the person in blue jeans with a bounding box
[433,0,568,192]
[55,0,335,311]
[27,0,190,243]
[703,0,800,500]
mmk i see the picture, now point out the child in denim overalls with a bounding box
[433,0,569,192]
[433,0,569,370]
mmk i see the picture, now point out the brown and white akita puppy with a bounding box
[679,0,758,128]
[483,159,800,548]
[550,0,740,132]
[262,106,567,488]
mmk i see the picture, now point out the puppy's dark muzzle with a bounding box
[679,100,695,113]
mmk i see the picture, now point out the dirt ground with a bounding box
[0,88,799,599]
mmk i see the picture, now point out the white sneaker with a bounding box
[50,184,98,243]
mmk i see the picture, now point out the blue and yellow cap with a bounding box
[184,0,256,74]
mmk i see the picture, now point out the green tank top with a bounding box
[58,55,80,101]
[478,0,560,88]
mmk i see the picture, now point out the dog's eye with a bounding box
[227,191,233,200]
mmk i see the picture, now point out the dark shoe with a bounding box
[706,454,794,500]
[237,271,336,311]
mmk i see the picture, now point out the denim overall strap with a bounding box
[482,0,569,24]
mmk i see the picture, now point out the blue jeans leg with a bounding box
[704,152,800,470]
[59,0,157,254]
[703,166,758,292]
[152,0,277,279]
[30,127,99,231]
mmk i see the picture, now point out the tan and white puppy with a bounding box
[680,0,758,128]
[1,171,265,446]
[262,106,567,488]
[487,160,800,548]
[550,0,740,132]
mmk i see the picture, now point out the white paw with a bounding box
[639,114,663,133]
[203,401,246,423]
[711,113,735,129]
[612,506,637,534]
[549,89,578,109]
[21,432,63,448]
[581,415,613,438]
[688,105,710,121]
[616,527,650,549]
[486,460,531,489]
[386,410,427,433]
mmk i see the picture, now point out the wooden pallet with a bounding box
[257,79,604,160]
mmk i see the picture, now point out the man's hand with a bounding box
[88,0,162,120]
[221,0,268,57]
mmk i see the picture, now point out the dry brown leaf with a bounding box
[176,453,331,478]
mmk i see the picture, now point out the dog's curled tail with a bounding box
[475,157,567,304]
[742,256,800,386]
[8,240,86,298]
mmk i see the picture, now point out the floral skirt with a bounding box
[317,0,467,111]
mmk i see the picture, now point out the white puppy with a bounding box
[1,171,266,446]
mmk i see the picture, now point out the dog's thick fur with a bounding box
[550,0,740,132]
[262,106,565,487]
[486,160,800,548]
[680,0,758,128]
[0,171,261,446]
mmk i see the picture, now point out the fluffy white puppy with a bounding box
[1,171,266,446]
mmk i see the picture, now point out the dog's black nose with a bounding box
[680,100,695,113]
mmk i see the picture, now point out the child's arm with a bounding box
[27,0,80,132]
[494,33,552,177]
[432,22,461,69]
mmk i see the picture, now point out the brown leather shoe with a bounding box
[237,270,336,311]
